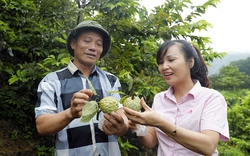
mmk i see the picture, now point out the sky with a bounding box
[141,0,250,53]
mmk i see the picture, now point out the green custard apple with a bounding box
[122,96,141,111]
[99,96,119,114]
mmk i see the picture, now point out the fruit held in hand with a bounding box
[123,96,141,111]
[99,96,119,114]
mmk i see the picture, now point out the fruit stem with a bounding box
[132,92,136,100]
[96,110,101,121]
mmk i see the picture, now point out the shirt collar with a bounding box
[67,60,97,76]
[189,80,202,98]
[164,80,202,99]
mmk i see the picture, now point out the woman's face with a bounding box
[158,44,193,86]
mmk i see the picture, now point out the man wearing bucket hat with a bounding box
[35,20,129,156]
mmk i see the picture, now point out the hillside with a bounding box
[208,51,250,76]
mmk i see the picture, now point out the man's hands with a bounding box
[69,89,93,119]
[101,108,129,136]
[71,91,129,136]
[102,111,125,135]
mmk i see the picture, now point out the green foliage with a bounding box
[23,125,33,139]
[230,57,250,76]
[227,92,250,140]
[35,145,55,156]
[218,90,250,155]
[37,53,71,75]
[95,0,223,104]
[220,89,248,107]
[8,62,41,88]
[219,137,250,155]
[209,65,250,90]
[11,130,18,140]
[118,136,138,156]
[218,140,246,156]
[0,86,34,125]
[210,64,250,155]
[1,0,240,155]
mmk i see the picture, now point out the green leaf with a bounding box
[86,77,98,96]
[8,75,19,85]
[60,57,70,64]
[81,101,98,122]
[16,70,21,77]
[119,95,129,104]
[108,90,126,95]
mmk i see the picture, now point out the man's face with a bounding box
[70,31,103,68]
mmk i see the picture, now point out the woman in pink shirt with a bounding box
[123,40,230,156]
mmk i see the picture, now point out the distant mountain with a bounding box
[208,51,250,76]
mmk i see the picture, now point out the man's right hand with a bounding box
[70,89,93,119]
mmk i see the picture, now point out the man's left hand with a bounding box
[102,112,124,135]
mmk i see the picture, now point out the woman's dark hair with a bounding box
[156,40,210,87]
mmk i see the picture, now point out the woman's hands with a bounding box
[123,98,161,127]
[124,98,159,149]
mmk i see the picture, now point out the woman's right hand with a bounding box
[123,98,162,127]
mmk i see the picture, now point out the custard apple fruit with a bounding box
[122,96,141,111]
[99,96,119,114]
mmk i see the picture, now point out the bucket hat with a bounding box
[66,20,111,58]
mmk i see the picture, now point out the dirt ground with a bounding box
[0,119,40,156]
